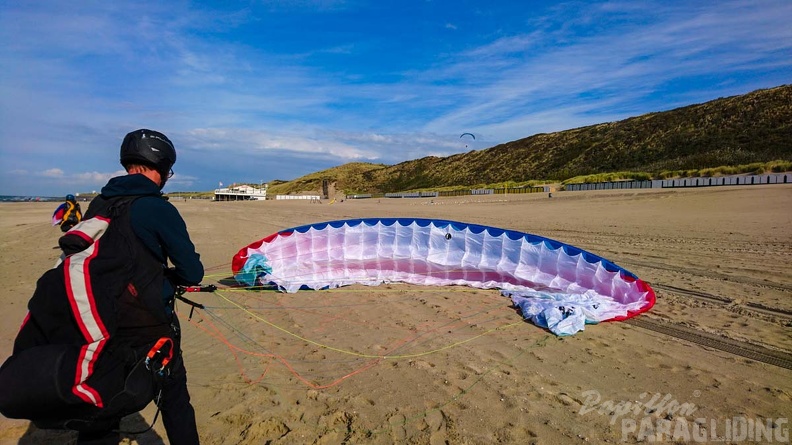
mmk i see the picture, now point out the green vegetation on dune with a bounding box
[267,162,387,196]
[253,85,792,196]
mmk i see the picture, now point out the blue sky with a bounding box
[1,0,790,196]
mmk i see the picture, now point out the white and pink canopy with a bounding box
[232,218,655,335]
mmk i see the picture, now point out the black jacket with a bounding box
[98,174,204,300]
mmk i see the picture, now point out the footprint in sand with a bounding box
[425,410,449,445]
[388,414,407,442]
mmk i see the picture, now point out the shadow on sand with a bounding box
[17,412,166,445]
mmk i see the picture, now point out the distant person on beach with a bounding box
[51,194,82,232]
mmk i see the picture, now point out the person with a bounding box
[76,129,204,444]
[52,194,83,232]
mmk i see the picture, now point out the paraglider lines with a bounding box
[182,278,532,390]
[212,288,524,360]
[188,308,382,389]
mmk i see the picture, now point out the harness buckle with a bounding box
[145,337,174,376]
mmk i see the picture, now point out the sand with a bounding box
[1,185,790,444]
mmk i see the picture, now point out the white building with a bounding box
[214,184,268,201]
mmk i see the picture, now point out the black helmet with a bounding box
[120,129,177,186]
[66,194,76,203]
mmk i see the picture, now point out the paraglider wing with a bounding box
[459,133,475,148]
[52,203,67,226]
[231,218,655,335]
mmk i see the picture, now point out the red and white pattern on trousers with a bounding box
[62,215,112,407]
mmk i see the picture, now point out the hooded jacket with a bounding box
[98,174,203,301]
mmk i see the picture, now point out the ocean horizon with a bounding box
[0,195,61,203]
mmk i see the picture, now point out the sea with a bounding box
[0,195,61,202]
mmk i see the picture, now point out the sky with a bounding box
[1,0,790,197]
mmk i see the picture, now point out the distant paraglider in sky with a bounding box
[460,133,475,148]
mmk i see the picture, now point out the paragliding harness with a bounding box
[105,285,213,435]
[0,194,212,434]
[60,200,82,232]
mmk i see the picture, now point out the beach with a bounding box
[1,185,790,444]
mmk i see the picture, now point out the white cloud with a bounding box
[183,128,380,160]
[418,0,792,139]
[41,169,65,178]
[73,171,124,183]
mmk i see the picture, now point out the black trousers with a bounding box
[160,352,199,445]
[76,353,199,445]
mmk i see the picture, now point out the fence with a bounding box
[660,173,791,187]
[564,173,791,191]
[564,180,653,191]
[384,191,439,198]
[379,186,550,198]
[274,194,321,200]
